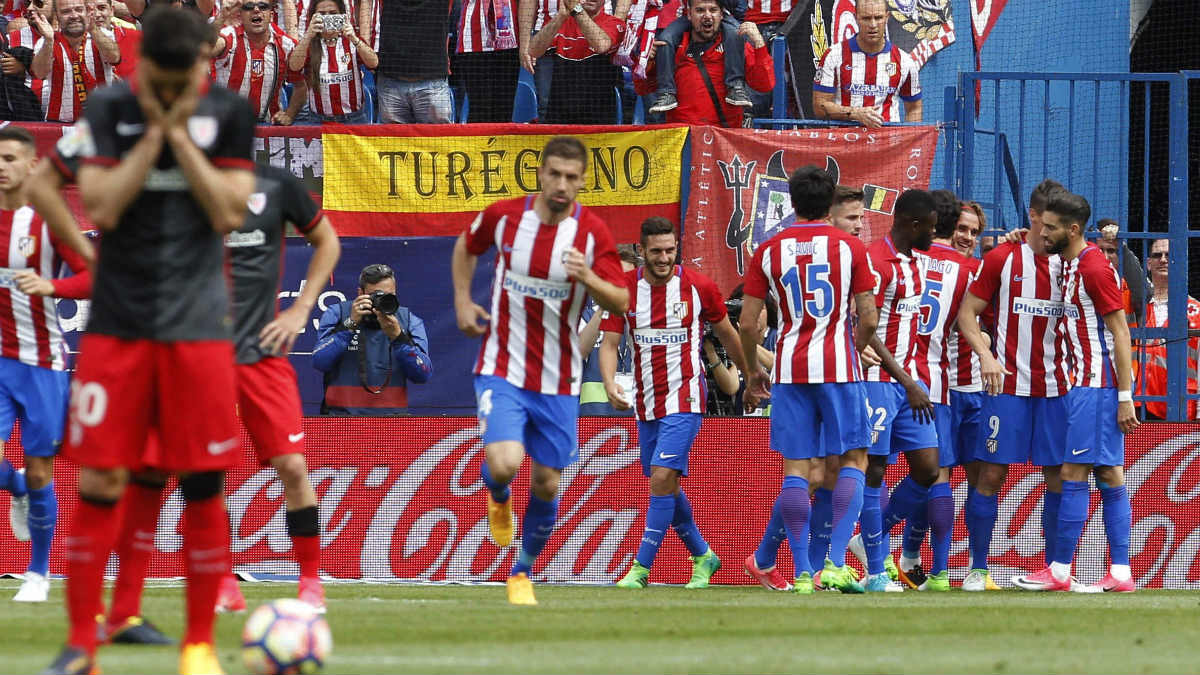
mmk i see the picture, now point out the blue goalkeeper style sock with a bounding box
[754,498,787,570]
[927,482,953,576]
[0,458,25,497]
[1042,489,1062,565]
[1053,480,1090,566]
[882,475,930,536]
[829,467,864,567]
[861,484,885,575]
[966,488,997,570]
[807,488,834,571]
[635,494,675,569]
[778,475,811,577]
[902,506,929,561]
[510,493,557,577]
[27,482,55,577]
[1100,485,1131,566]
[671,490,709,557]
[480,461,511,503]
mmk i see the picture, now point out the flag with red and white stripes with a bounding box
[813,35,920,123]
[464,196,625,396]
[600,266,726,421]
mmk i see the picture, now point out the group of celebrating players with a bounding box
[454,138,1138,603]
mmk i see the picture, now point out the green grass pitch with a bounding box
[2,580,1197,674]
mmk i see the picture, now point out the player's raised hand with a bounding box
[904,380,934,424]
[135,66,168,127]
[604,380,631,411]
[562,246,591,282]
[455,298,490,337]
[1117,400,1139,434]
[13,270,54,296]
[979,353,1012,396]
[743,368,771,412]
[259,303,309,355]
[163,62,206,129]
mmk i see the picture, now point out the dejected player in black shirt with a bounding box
[214,164,341,614]
[44,8,257,675]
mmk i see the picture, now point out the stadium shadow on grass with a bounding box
[2,581,1196,674]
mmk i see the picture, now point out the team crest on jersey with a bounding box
[886,61,897,76]
[16,235,35,258]
[341,52,352,65]
[247,192,267,215]
[671,301,688,320]
[187,116,219,150]
[251,58,265,77]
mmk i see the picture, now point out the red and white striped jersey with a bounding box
[968,240,1071,397]
[305,36,364,116]
[913,243,976,404]
[530,0,558,33]
[745,0,792,25]
[947,254,983,393]
[0,207,89,370]
[1061,245,1123,389]
[35,33,112,123]
[457,0,518,53]
[211,25,301,121]
[813,36,921,123]
[599,266,726,420]
[8,26,40,92]
[1,0,25,19]
[743,221,874,384]
[464,196,624,396]
[865,235,924,383]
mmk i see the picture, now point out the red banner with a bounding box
[684,125,940,295]
[1,418,1198,588]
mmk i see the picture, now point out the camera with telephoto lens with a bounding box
[321,13,345,31]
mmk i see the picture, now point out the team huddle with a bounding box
[456,141,1138,603]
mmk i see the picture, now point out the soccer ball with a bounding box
[241,598,333,675]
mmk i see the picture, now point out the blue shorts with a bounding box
[934,403,955,468]
[474,375,579,470]
[949,390,983,467]
[771,382,869,460]
[975,393,1069,466]
[1064,387,1125,467]
[637,413,702,477]
[863,381,939,457]
[0,358,70,457]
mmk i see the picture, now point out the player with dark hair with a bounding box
[43,7,256,674]
[452,135,629,605]
[956,178,1072,592]
[1014,191,1137,593]
[606,217,749,590]
[850,188,939,593]
[741,165,879,594]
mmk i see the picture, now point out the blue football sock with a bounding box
[902,508,929,560]
[1053,480,1090,566]
[0,458,25,497]
[927,482,953,576]
[671,490,709,557]
[778,475,812,577]
[829,467,864,567]
[754,498,786,570]
[27,482,56,577]
[808,488,834,571]
[1100,485,1131,566]
[1042,489,1062,565]
[510,493,557,577]
[635,494,675,568]
[878,479,891,559]
[882,475,930,536]
[480,461,511,503]
[966,488,997,570]
[861,485,885,575]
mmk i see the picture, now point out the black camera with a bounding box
[724,297,743,330]
[370,290,399,315]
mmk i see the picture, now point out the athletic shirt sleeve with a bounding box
[695,271,727,323]
[587,216,624,285]
[743,241,769,299]
[279,170,323,233]
[869,247,894,309]
[847,237,873,295]
[51,123,89,180]
[899,50,921,101]
[968,244,1008,302]
[1081,249,1123,317]
[78,94,120,167]
[813,45,839,92]
[464,202,502,255]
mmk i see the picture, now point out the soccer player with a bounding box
[43,8,256,675]
[604,217,748,590]
[740,166,879,594]
[0,125,90,603]
[956,179,1072,592]
[853,189,939,593]
[1013,191,1137,593]
[893,190,981,591]
[451,136,629,606]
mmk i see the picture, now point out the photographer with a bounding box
[705,283,775,415]
[313,263,433,415]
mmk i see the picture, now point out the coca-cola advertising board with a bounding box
[1,418,1198,588]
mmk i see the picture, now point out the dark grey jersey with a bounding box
[229,164,323,364]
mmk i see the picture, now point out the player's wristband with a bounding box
[1118,390,1133,403]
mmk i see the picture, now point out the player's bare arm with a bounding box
[712,315,751,378]
[260,217,342,355]
[738,294,770,411]
[27,158,94,267]
[868,333,933,423]
[1104,308,1139,434]
[853,290,878,351]
[562,246,629,314]
[451,233,490,337]
[956,290,1011,396]
[77,124,165,232]
[598,330,630,410]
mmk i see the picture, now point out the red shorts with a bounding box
[237,356,305,465]
[65,335,239,473]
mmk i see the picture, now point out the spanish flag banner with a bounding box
[321,124,690,239]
